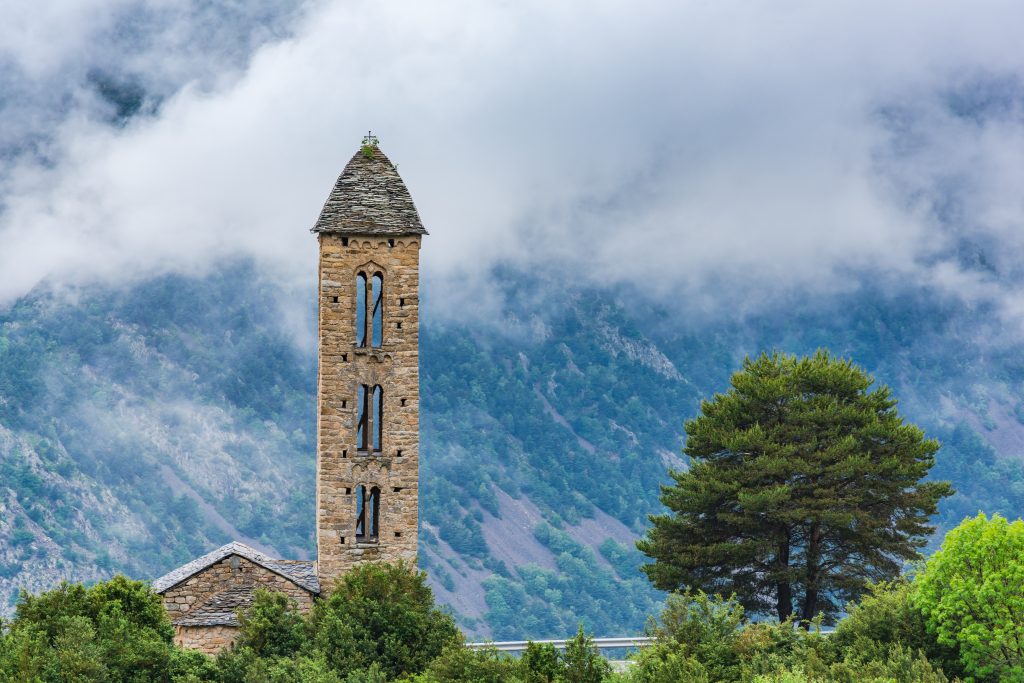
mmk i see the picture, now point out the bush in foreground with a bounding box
[914,513,1024,682]
[0,575,211,683]
[10,512,1024,683]
[620,589,950,683]
[217,560,461,682]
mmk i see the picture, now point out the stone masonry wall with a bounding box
[174,625,240,655]
[162,556,315,618]
[316,234,421,590]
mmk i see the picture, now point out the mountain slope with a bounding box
[1,263,1022,638]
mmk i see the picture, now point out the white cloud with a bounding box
[0,0,1022,323]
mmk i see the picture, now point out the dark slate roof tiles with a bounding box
[151,541,319,595]
[312,145,427,236]
[172,585,255,627]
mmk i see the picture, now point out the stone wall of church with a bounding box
[161,555,315,620]
[316,234,421,590]
[173,625,240,655]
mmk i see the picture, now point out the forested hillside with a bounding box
[1,262,1022,638]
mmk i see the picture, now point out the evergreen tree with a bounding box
[638,351,952,624]
[520,641,561,682]
[560,625,611,683]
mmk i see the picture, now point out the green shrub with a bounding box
[785,644,949,682]
[412,644,523,683]
[627,646,709,683]
[235,589,307,659]
[520,641,561,683]
[214,562,460,682]
[751,669,812,683]
[914,513,1024,682]
[216,650,347,683]
[309,561,461,680]
[619,587,951,683]
[632,591,744,681]
[561,625,612,683]
[0,575,192,683]
[829,579,961,679]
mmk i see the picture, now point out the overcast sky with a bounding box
[0,0,1022,324]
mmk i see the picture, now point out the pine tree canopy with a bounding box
[637,350,953,624]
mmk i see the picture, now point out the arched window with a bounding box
[369,487,380,539]
[371,273,384,347]
[355,485,379,542]
[357,384,369,451]
[355,273,367,347]
[372,385,383,452]
[356,485,366,539]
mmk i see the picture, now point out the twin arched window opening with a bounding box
[355,485,379,542]
[356,384,383,452]
[356,272,384,348]
[351,270,385,544]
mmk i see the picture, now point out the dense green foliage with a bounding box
[625,514,1024,682]
[617,589,953,683]
[0,563,619,682]
[914,513,1024,682]
[6,517,1024,681]
[829,579,963,679]
[218,562,460,682]
[639,351,953,623]
[0,576,211,682]
[408,628,609,683]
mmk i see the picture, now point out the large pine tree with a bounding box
[638,351,952,624]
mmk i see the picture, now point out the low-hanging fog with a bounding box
[0,0,1022,327]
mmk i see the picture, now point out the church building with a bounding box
[152,138,426,653]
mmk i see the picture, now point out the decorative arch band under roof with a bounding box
[311,141,428,236]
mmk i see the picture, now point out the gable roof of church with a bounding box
[151,541,319,595]
[311,144,428,236]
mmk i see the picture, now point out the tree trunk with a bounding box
[774,535,793,622]
[776,579,793,622]
[800,523,823,628]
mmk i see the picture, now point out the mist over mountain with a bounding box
[1,262,1022,638]
[1,1,1022,317]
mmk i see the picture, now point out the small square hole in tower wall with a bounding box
[388,239,395,247]
[396,322,402,329]
[342,400,347,408]
[393,487,402,493]
[400,398,407,407]
[394,531,402,538]
[342,450,348,458]
[345,487,351,494]
[396,450,403,457]
[341,354,348,362]
[399,298,405,307]
[332,296,339,303]
[341,237,349,246]
[341,537,346,544]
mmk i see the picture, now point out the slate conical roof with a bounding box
[312,144,427,236]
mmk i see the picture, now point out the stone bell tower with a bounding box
[311,136,426,589]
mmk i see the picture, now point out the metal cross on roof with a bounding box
[362,131,379,147]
